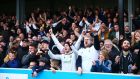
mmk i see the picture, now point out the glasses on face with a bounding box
[104,44,112,46]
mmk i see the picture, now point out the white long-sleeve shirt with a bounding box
[86,19,102,31]
[48,50,77,71]
[50,34,84,71]
[51,34,83,52]
[78,46,99,72]
[25,25,31,33]
[51,34,64,52]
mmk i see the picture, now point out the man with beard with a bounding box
[120,40,135,74]
[76,30,100,73]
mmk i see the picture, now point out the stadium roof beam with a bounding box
[118,0,124,37]
[16,0,25,27]
[128,0,133,32]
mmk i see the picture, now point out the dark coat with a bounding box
[120,51,134,74]
[22,53,39,67]
[17,45,28,62]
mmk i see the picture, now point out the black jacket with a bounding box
[120,51,134,74]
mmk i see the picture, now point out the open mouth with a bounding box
[124,46,129,48]
[124,46,129,49]
[65,48,68,51]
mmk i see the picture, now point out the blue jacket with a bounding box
[1,59,20,68]
[91,59,112,73]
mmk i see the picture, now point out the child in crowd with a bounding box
[32,57,48,77]
[50,59,60,72]
[1,50,20,68]
[28,61,37,69]
[91,49,112,73]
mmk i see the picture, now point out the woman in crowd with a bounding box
[98,22,109,41]
[131,30,140,50]
[131,30,140,74]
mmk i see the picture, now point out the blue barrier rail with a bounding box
[0,68,140,79]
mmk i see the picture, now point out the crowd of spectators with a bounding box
[0,6,140,76]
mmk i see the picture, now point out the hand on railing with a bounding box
[77,67,83,75]
[50,68,56,73]
[32,71,38,77]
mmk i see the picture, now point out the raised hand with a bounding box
[81,30,86,37]
[49,28,53,34]
[82,17,87,22]
[115,55,120,64]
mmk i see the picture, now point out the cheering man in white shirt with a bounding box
[76,28,100,73]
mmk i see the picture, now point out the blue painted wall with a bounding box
[0,68,140,79]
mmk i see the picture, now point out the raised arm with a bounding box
[71,45,79,56]
[79,17,91,27]
[25,22,31,33]
[48,50,61,60]
[50,29,64,52]
[93,33,100,50]
[90,28,100,50]
[73,34,83,50]
[83,17,91,26]
[73,26,88,50]
[52,20,62,27]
